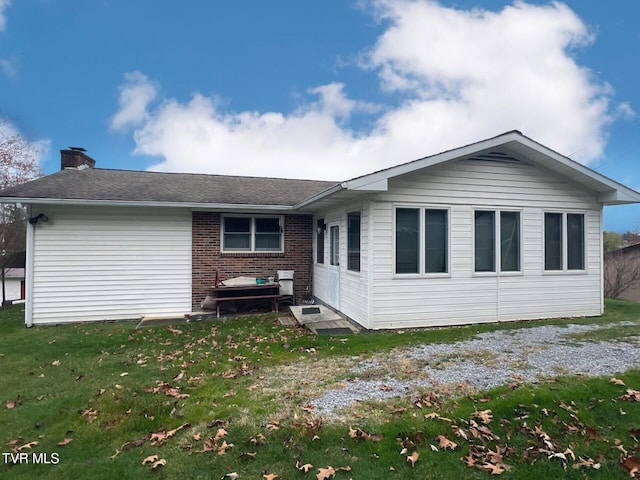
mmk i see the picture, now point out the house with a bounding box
[2,268,25,303]
[1,131,639,328]
[604,243,640,302]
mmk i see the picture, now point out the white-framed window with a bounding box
[222,215,283,252]
[474,209,521,273]
[544,212,585,271]
[347,211,361,272]
[395,207,449,275]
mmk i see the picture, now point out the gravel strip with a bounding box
[310,322,640,416]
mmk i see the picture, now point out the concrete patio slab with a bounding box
[289,305,359,334]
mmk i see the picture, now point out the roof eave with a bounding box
[0,197,295,211]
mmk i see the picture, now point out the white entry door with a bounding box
[327,223,340,308]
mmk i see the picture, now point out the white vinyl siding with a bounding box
[313,203,371,328]
[367,159,602,329]
[31,205,192,324]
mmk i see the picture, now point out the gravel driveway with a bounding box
[311,321,640,416]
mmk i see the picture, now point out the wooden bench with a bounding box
[213,293,284,318]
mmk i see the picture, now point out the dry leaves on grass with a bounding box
[348,426,383,442]
[404,451,419,467]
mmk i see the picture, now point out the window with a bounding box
[395,207,448,275]
[347,212,361,272]
[330,225,340,266]
[222,216,283,252]
[567,214,585,270]
[316,219,325,264]
[474,211,495,272]
[544,213,562,270]
[500,211,520,272]
[425,209,448,273]
[474,210,521,273]
[544,212,585,271]
[396,208,419,274]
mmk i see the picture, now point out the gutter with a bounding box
[0,197,296,212]
[24,208,35,328]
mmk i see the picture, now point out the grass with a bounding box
[0,300,639,479]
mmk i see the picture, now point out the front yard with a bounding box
[1,301,640,479]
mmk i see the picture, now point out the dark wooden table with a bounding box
[209,282,282,317]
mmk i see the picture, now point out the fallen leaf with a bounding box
[316,466,335,479]
[16,441,38,451]
[142,454,158,465]
[263,474,278,480]
[119,372,129,377]
[573,456,600,470]
[296,460,313,472]
[224,473,240,480]
[610,377,626,386]
[474,409,493,424]
[620,389,640,402]
[482,462,505,475]
[406,451,419,467]
[51,360,61,366]
[218,440,234,455]
[436,435,457,450]
[151,458,166,469]
[622,456,640,478]
[6,399,15,409]
[57,438,73,446]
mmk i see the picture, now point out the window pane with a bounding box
[330,225,340,266]
[500,211,520,272]
[255,234,281,251]
[396,208,419,274]
[475,211,495,272]
[545,213,563,270]
[255,217,280,233]
[316,219,325,264]
[567,213,585,270]
[223,217,251,250]
[224,217,250,233]
[224,233,251,250]
[425,209,447,273]
[347,212,361,272]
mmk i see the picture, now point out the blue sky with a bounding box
[0,0,639,232]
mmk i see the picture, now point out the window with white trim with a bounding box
[544,212,585,271]
[474,210,521,273]
[347,212,361,272]
[222,215,283,252]
[395,207,448,275]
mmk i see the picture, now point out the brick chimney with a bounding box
[60,147,96,170]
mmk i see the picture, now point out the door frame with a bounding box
[327,221,341,309]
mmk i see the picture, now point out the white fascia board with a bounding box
[343,178,388,191]
[513,135,640,203]
[0,197,294,211]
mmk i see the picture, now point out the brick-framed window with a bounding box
[222,215,284,253]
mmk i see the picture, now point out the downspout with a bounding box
[25,205,35,327]
[599,208,604,314]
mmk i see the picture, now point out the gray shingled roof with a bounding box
[0,168,339,207]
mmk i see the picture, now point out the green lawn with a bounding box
[1,300,639,479]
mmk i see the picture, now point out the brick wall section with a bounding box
[192,212,313,310]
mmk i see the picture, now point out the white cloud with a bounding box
[0,58,17,79]
[110,71,158,132]
[0,0,10,32]
[113,0,628,180]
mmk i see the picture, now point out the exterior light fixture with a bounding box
[28,213,49,225]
